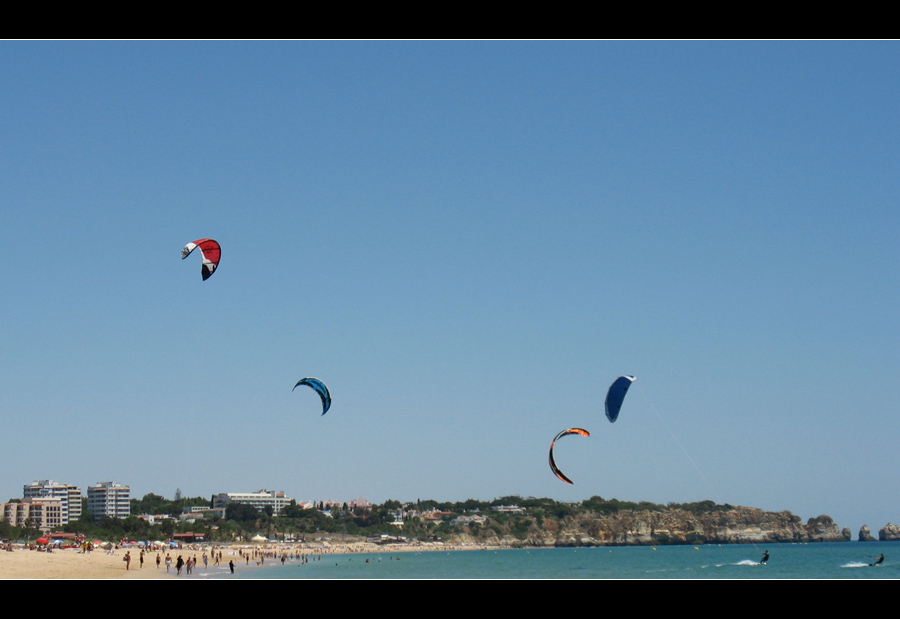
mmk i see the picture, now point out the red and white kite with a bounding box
[181,239,221,281]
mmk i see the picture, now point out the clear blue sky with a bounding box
[2,41,897,535]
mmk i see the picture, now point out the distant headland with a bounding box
[4,493,897,548]
[454,502,899,547]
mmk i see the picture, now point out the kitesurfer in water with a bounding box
[760,550,769,564]
[869,553,884,566]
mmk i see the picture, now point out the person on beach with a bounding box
[869,553,884,566]
[760,550,769,564]
[124,551,131,570]
[229,559,235,574]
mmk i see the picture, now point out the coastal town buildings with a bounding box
[212,489,295,514]
[1,497,65,532]
[491,505,526,514]
[86,481,131,521]
[22,480,82,524]
[315,498,372,512]
[4,477,382,533]
[179,506,226,521]
[346,497,373,510]
[452,513,488,526]
[1,479,132,531]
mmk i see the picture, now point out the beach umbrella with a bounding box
[36,538,49,545]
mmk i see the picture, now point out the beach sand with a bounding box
[0,546,175,579]
[0,541,499,579]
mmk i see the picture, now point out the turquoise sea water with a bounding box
[200,541,897,579]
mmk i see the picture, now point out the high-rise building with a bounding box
[86,481,131,520]
[22,480,82,524]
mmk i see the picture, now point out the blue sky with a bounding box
[1,41,897,535]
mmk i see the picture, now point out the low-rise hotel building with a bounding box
[1,497,64,532]
[212,489,294,515]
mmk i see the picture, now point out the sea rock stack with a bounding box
[879,523,900,541]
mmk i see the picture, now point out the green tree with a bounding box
[281,500,304,518]
[160,518,176,538]
[225,503,260,523]
[492,495,524,506]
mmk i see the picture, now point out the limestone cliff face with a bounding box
[859,525,877,541]
[454,506,850,547]
[879,523,900,541]
[806,515,851,542]
[566,507,842,546]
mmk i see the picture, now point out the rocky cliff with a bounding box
[879,523,900,541]
[452,506,850,547]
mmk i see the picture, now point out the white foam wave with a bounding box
[841,562,869,569]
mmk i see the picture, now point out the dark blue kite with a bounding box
[605,375,636,423]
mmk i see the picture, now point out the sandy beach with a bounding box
[0,540,499,579]
[0,546,175,579]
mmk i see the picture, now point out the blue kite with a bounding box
[293,377,332,416]
[605,375,636,423]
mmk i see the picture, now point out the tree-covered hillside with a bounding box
[4,494,739,544]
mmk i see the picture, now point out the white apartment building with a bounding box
[212,489,294,515]
[22,480,82,524]
[86,481,131,520]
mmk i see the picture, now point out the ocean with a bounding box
[199,541,897,579]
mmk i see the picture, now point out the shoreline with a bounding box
[3,539,890,579]
[0,540,502,579]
